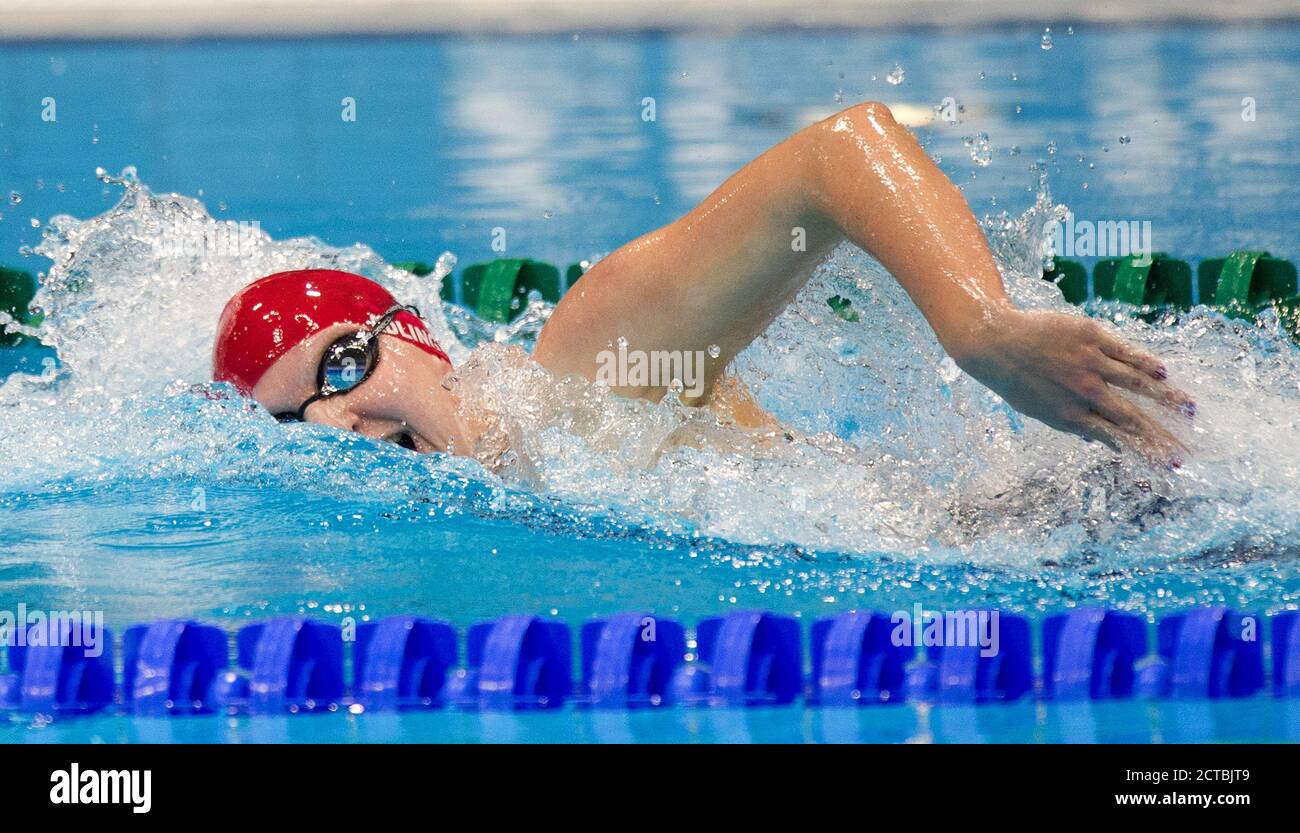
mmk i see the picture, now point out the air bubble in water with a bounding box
[707,344,721,359]
[29,218,39,228]
[1046,141,1057,155]
[8,191,21,205]
[1041,28,1053,50]
[1119,134,1131,144]
[886,64,905,85]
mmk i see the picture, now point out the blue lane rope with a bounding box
[0,607,1289,717]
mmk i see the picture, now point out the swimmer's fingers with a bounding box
[1074,413,1126,455]
[1099,358,1196,418]
[1097,331,1167,380]
[1087,389,1188,468]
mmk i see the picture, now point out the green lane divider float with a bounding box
[1039,250,1299,345]
[1093,253,1193,309]
[1198,250,1298,319]
[0,266,41,347]
[1043,258,1088,306]
[460,258,562,323]
[395,258,577,324]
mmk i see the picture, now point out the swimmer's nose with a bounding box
[302,396,377,438]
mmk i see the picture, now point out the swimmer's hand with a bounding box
[955,308,1194,467]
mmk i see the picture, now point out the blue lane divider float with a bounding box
[1042,608,1146,700]
[581,612,686,708]
[1274,612,1300,698]
[447,615,572,710]
[123,620,226,715]
[1139,607,1264,699]
[671,612,802,707]
[354,616,457,710]
[0,622,115,714]
[906,612,1033,703]
[810,611,908,705]
[3,607,1300,717]
[210,617,345,715]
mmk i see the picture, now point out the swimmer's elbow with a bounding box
[799,101,901,207]
[842,101,898,128]
[813,102,899,142]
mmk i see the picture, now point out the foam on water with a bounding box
[2,169,1299,616]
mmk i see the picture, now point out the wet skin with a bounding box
[251,102,1195,466]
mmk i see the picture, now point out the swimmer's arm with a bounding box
[535,102,1194,463]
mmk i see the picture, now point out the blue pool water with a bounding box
[2,24,1300,742]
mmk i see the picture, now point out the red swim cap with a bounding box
[212,269,451,395]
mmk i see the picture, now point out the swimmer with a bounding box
[213,102,1194,466]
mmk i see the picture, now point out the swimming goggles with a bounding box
[274,304,419,423]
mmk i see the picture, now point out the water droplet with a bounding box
[1046,141,1057,155]
[978,71,986,80]
[1014,104,1022,114]
[1102,145,1110,153]
[963,132,993,166]
[1008,145,1021,156]
[886,63,905,85]
[707,343,721,359]
[1067,26,1074,35]
[1119,134,1131,144]
[1041,28,1054,50]
[8,191,20,205]
[1010,72,1019,81]
[29,217,39,228]
[616,336,628,348]
[542,210,553,219]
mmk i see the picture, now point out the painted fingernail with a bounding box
[1155,365,1169,380]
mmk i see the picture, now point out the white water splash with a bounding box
[2,170,1299,581]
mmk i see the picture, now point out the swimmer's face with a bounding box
[251,323,473,455]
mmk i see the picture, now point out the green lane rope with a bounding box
[1093,253,1193,309]
[1043,259,1088,306]
[0,267,39,347]
[1198,251,1298,318]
